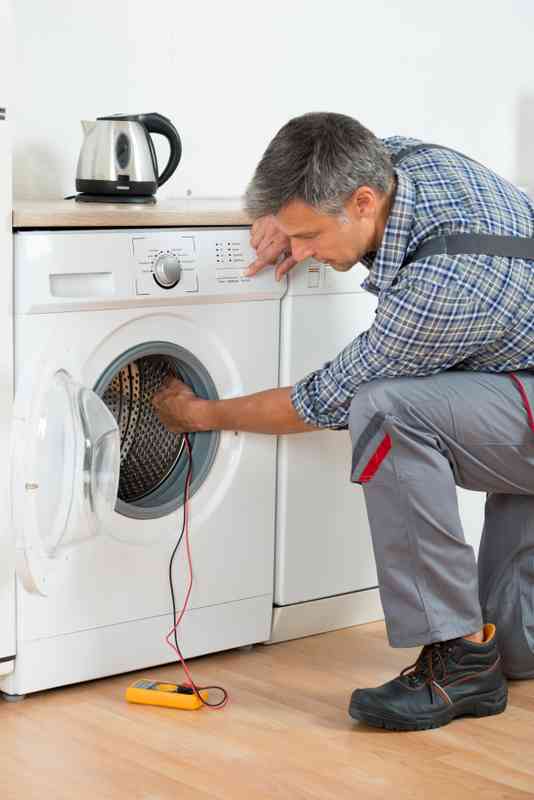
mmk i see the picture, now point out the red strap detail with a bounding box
[509,373,534,433]
[357,434,392,483]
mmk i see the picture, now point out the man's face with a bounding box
[275,189,381,271]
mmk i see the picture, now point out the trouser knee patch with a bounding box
[350,411,392,484]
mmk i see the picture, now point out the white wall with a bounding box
[12,0,534,201]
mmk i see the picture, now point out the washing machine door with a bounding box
[10,357,120,596]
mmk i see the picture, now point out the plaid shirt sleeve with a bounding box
[291,265,501,429]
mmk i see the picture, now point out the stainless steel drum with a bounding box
[101,355,185,503]
[94,342,219,520]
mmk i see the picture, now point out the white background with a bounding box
[11,0,534,201]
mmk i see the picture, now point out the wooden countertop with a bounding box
[13,197,252,229]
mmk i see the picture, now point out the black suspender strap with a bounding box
[405,233,534,263]
[391,144,534,266]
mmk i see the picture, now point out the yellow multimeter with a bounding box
[125,679,209,710]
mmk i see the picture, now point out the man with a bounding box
[152,112,534,731]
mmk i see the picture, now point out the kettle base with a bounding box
[74,193,157,205]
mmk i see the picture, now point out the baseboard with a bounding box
[266,588,383,644]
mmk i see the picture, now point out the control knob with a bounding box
[153,253,182,288]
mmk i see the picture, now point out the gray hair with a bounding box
[245,112,394,219]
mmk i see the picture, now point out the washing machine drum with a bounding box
[102,354,183,502]
[95,344,218,520]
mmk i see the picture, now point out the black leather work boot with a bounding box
[349,623,508,731]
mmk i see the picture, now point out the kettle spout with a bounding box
[81,120,97,135]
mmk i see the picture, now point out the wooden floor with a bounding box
[2,620,534,799]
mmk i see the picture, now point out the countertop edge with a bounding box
[12,200,253,229]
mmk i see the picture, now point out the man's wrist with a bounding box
[190,398,219,432]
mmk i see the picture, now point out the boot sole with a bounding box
[348,684,508,731]
[505,670,534,681]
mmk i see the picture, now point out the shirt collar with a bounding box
[360,168,416,294]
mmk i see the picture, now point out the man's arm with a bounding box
[152,380,317,435]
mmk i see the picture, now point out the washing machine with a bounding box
[269,258,486,643]
[0,225,284,697]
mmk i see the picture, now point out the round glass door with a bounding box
[30,370,78,554]
[11,365,120,595]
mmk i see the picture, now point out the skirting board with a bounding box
[266,587,383,644]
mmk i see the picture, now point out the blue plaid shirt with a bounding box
[292,136,534,429]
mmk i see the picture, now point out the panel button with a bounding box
[307,267,321,289]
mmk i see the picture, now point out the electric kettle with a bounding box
[75,112,182,204]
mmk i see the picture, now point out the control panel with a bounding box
[131,228,275,297]
[14,227,286,315]
[133,234,197,295]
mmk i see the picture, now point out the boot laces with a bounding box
[400,640,455,689]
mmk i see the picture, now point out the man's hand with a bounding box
[246,215,298,281]
[152,375,205,433]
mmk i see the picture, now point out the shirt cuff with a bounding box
[291,375,350,430]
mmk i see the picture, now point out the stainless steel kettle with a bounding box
[75,112,182,203]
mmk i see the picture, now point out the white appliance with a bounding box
[0,226,283,698]
[270,261,381,643]
[0,0,15,678]
[270,259,485,643]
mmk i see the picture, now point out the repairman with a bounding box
[152,112,534,731]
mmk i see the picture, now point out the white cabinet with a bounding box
[271,263,383,643]
[0,0,15,674]
[276,280,379,606]
[272,260,486,643]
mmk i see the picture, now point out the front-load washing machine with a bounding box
[0,226,284,697]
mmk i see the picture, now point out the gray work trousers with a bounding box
[349,369,534,679]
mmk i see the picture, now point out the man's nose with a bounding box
[291,240,315,262]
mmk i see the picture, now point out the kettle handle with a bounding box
[137,113,182,187]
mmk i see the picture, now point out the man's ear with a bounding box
[345,186,377,220]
